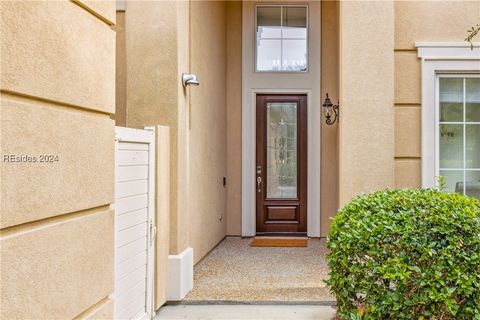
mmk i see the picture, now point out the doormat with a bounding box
[250,237,308,247]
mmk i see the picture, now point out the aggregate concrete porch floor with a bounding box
[184,237,335,303]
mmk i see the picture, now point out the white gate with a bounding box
[114,127,155,320]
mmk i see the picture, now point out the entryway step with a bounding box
[156,305,337,320]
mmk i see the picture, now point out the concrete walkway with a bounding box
[185,237,334,303]
[155,305,337,320]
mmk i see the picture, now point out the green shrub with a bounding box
[326,189,480,320]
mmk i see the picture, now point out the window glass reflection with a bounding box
[256,6,307,72]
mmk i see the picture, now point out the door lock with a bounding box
[257,176,262,193]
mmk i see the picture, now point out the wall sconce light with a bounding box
[182,73,200,87]
[322,93,339,125]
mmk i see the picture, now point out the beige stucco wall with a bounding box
[125,0,190,255]
[338,1,395,206]
[393,1,480,188]
[0,0,115,318]
[320,0,339,236]
[113,11,126,126]
[189,1,228,263]
[226,1,243,236]
[125,1,228,264]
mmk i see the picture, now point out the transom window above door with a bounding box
[255,5,308,72]
[438,76,480,199]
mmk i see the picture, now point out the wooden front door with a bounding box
[256,94,307,234]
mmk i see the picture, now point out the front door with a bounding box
[256,94,307,234]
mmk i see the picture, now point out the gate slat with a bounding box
[117,150,149,166]
[117,237,147,264]
[116,180,148,199]
[117,165,148,182]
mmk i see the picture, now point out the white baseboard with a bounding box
[166,247,193,301]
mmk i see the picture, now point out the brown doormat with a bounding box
[250,237,308,247]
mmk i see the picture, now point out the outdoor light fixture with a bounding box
[322,93,339,125]
[182,73,200,87]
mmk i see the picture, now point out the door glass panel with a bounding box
[466,78,480,122]
[466,124,480,168]
[439,124,463,168]
[439,78,463,122]
[466,171,480,199]
[266,102,298,198]
[440,170,464,194]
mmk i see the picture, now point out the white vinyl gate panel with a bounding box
[115,127,155,320]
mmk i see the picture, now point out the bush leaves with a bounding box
[327,189,480,320]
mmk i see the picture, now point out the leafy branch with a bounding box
[465,23,480,49]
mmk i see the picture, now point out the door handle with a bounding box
[257,176,262,193]
[149,222,157,247]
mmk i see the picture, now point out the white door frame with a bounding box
[241,1,321,237]
[114,127,155,320]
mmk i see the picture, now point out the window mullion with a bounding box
[280,6,283,70]
[463,77,466,195]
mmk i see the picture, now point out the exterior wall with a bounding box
[0,0,115,318]
[113,10,127,126]
[226,1,243,236]
[125,1,228,264]
[125,0,190,255]
[393,1,480,188]
[189,1,228,263]
[320,0,339,236]
[338,1,395,206]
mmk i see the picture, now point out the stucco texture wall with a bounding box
[0,0,115,319]
[125,0,190,255]
[338,1,395,206]
[320,0,339,236]
[189,1,228,263]
[113,11,126,126]
[394,1,480,188]
[226,1,243,236]
[124,1,228,264]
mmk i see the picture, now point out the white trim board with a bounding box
[242,1,321,237]
[416,42,480,188]
[166,247,193,301]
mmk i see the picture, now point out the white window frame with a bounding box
[416,42,480,188]
[254,4,309,73]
